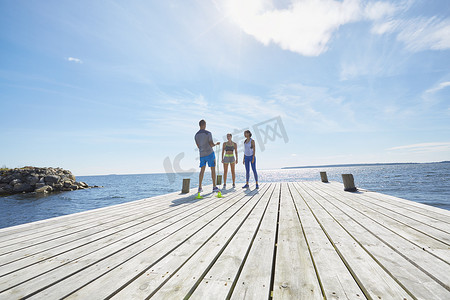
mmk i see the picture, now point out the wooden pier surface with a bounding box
[0,182,449,299]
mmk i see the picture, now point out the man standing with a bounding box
[195,119,220,193]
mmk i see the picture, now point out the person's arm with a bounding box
[251,140,256,163]
[194,135,199,149]
[208,133,220,147]
[222,142,225,162]
[242,141,245,164]
[234,142,238,163]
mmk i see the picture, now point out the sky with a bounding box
[0,0,449,176]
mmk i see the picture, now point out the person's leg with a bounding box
[251,156,258,183]
[199,166,206,188]
[230,162,236,185]
[211,166,216,187]
[223,163,228,185]
[244,156,250,184]
[208,152,217,188]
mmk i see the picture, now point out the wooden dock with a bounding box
[0,182,449,299]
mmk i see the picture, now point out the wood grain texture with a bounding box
[0,182,448,300]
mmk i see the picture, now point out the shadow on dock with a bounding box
[170,193,212,206]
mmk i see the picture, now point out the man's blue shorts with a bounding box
[199,152,215,168]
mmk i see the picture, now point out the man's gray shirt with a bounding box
[195,129,214,157]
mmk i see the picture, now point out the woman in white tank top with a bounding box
[242,130,259,189]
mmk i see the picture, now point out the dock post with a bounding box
[342,174,357,192]
[320,172,328,183]
[181,178,190,194]
[216,175,222,186]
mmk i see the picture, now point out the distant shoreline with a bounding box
[282,161,450,170]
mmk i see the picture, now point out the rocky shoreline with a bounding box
[0,167,98,196]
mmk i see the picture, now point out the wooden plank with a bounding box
[328,181,450,220]
[307,182,450,294]
[0,184,234,255]
[186,184,276,299]
[321,183,450,235]
[294,183,412,299]
[288,182,365,299]
[299,182,450,299]
[0,190,226,289]
[362,192,450,224]
[0,188,234,298]
[0,192,219,263]
[109,185,271,299]
[0,186,227,268]
[138,184,273,300]
[0,193,196,250]
[62,185,268,299]
[0,181,448,299]
[0,186,201,239]
[0,185,205,247]
[312,181,450,262]
[229,183,281,299]
[5,186,260,299]
[272,183,322,299]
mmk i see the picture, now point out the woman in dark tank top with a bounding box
[221,133,238,189]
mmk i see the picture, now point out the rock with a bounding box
[34,187,47,194]
[25,184,35,192]
[27,175,39,186]
[13,183,33,193]
[12,172,23,180]
[0,184,12,194]
[0,167,91,196]
[35,183,45,189]
[53,183,63,191]
[78,182,89,188]
[1,175,13,183]
[10,179,22,186]
[63,180,73,188]
[44,175,60,184]
[2,184,12,192]
[35,185,52,193]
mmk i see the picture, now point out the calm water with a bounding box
[0,163,449,229]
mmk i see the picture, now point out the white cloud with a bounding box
[388,142,450,153]
[425,81,450,94]
[364,1,398,20]
[371,19,400,34]
[373,17,450,52]
[268,83,368,132]
[141,83,366,139]
[67,57,83,63]
[396,18,450,52]
[339,57,389,80]
[224,0,398,56]
[220,93,289,125]
[225,0,450,56]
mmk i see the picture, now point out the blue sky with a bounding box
[0,0,449,175]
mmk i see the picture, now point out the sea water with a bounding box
[0,162,448,229]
